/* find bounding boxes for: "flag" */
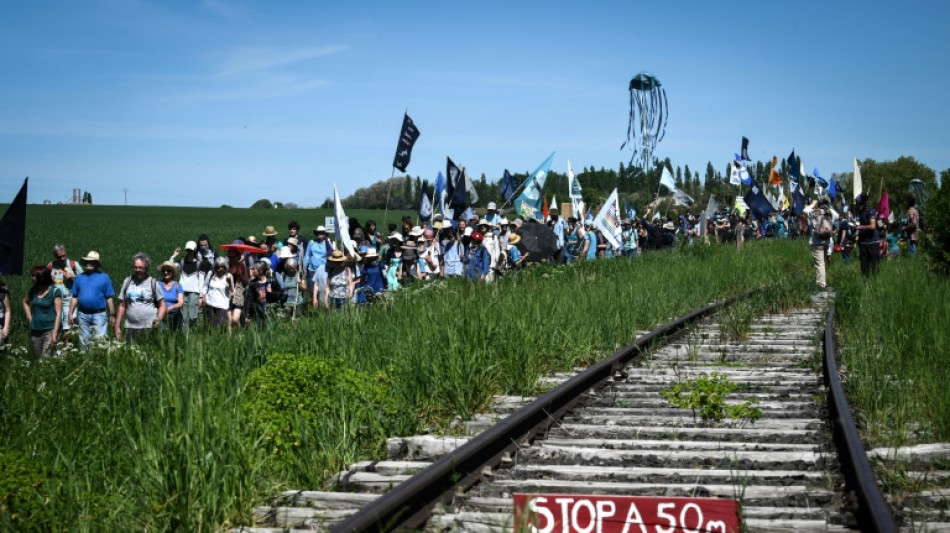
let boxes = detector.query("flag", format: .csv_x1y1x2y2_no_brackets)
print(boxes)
770,156,783,187
853,158,863,202
593,188,622,248
568,159,583,218
828,178,838,200
512,152,555,220
333,184,357,256
705,194,719,219
461,206,474,222
672,188,695,207
418,180,432,222
499,170,519,202
744,185,776,220
793,186,808,215
392,113,420,172
741,137,751,161
463,169,479,205
734,197,748,216
651,210,661,222
550,196,557,211
0,178,28,275
446,157,466,209
625,201,636,221
877,190,890,221
434,172,446,215
788,150,800,179
729,161,747,186
587,207,595,223
789,178,799,194
813,167,827,187
541,195,549,221
659,166,676,192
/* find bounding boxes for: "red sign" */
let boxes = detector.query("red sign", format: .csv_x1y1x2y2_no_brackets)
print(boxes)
513,494,740,533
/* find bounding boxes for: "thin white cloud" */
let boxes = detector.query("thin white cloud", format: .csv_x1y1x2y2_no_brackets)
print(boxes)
217,45,348,77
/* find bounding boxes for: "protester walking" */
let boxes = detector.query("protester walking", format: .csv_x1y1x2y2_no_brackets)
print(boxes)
23,267,62,357
171,240,207,331
201,256,232,328
68,251,116,346
158,261,184,331
855,194,882,277
805,199,834,288
114,253,166,343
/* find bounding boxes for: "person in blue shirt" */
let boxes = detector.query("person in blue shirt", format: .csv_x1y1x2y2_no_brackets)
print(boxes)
465,232,491,281
68,251,116,346
304,226,334,308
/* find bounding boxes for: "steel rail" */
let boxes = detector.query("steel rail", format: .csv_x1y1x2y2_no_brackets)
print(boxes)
822,305,898,532
332,295,739,532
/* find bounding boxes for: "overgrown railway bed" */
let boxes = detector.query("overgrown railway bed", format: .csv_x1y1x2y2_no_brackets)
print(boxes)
239,292,944,532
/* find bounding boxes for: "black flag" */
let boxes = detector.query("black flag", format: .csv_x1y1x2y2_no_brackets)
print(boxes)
741,137,751,161
0,178,28,275
392,113,420,172
445,157,466,210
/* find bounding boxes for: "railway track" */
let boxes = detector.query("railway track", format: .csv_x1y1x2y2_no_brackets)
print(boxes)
240,291,931,532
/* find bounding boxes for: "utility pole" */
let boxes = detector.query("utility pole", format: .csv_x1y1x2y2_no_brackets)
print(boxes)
123,188,128,205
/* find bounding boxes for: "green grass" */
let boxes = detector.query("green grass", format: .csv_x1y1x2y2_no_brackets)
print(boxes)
830,256,950,448
0,207,820,530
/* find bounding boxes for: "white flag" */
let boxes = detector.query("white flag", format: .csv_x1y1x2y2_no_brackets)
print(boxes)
853,158,862,201
659,166,676,192
593,189,622,249
549,195,557,210
463,169,479,204
333,184,357,256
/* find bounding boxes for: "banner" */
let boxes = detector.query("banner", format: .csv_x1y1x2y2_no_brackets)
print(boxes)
593,189,622,249
392,113,420,172
567,159,583,220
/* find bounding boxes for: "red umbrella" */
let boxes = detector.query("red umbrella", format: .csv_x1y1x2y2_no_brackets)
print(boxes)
217,243,268,255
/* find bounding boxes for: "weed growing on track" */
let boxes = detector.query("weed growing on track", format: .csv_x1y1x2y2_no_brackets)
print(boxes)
0,215,815,530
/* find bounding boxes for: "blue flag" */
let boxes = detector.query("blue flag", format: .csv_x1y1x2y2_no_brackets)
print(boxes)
788,150,800,179
461,206,474,222
743,185,776,220
585,207,593,223
625,201,636,221
512,152,555,220
813,167,827,187
434,172,445,211
499,169,519,202
793,186,808,215
828,178,837,200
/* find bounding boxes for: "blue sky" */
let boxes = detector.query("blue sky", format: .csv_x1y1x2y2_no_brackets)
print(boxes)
1,0,947,207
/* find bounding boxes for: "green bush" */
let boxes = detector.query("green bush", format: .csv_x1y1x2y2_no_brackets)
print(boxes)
243,354,399,466
923,170,950,274
0,448,54,529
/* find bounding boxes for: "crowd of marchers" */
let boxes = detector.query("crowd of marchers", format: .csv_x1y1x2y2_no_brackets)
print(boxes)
3,194,922,358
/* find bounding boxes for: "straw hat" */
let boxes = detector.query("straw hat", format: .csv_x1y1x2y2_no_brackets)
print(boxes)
327,250,346,262
662,222,675,230
507,233,522,245
410,225,423,237
81,251,101,263
477,218,490,227
159,260,179,276
313,225,327,235
362,248,379,260
263,225,277,236
388,231,403,242
246,235,259,244
278,246,294,259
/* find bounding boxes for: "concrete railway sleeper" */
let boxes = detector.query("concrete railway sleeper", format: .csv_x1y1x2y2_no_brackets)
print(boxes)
238,291,913,533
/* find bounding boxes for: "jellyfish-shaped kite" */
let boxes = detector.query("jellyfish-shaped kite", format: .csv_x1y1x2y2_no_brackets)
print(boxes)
621,72,668,173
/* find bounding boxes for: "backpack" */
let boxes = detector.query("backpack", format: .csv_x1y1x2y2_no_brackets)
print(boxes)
816,216,833,239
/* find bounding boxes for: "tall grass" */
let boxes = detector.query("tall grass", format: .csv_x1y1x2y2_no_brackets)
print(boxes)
831,257,950,447
1,238,815,529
